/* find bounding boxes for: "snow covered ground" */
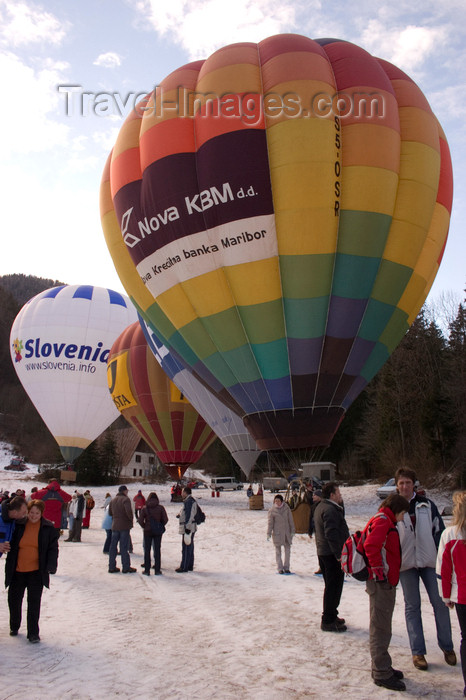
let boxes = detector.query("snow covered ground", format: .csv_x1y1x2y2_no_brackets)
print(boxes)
0,446,463,700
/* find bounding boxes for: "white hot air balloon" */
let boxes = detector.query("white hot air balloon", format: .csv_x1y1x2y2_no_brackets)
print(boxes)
10,284,137,462
139,316,262,478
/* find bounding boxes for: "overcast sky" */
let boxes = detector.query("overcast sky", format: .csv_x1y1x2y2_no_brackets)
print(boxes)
0,0,464,308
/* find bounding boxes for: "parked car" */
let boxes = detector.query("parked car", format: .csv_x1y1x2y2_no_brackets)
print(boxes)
376,478,397,499
4,458,28,471
210,476,244,491
376,477,424,499
187,480,208,489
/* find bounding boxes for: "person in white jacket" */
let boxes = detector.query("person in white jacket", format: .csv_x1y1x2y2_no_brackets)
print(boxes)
436,491,466,698
267,494,295,574
395,467,455,671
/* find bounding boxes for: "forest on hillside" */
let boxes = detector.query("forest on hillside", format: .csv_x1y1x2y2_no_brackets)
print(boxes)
0,274,465,486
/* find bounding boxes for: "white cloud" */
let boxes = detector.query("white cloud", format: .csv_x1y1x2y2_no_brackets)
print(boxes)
360,19,446,72
130,0,301,59
93,52,122,69
0,0,68,47
0,50,70,156
92,126,124,154
0,157,121,291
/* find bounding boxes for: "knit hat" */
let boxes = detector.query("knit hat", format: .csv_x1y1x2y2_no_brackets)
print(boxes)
118,485,128,493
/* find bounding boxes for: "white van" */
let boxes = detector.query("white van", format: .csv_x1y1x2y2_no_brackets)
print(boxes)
210,476,244,491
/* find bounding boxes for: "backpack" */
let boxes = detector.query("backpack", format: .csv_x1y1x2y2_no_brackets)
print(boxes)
86,496,95,510
193,505,206,525
341,512,388,581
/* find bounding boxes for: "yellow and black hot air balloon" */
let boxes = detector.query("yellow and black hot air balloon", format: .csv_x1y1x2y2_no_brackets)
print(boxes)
107,322,216,480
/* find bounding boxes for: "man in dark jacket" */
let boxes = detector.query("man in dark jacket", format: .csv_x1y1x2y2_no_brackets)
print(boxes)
108,486,135,574
314,481,349,632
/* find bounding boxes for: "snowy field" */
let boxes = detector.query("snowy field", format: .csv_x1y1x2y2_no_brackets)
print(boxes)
0,448,463,700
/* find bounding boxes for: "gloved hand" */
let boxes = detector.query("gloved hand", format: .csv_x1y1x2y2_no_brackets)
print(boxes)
185,528,191,534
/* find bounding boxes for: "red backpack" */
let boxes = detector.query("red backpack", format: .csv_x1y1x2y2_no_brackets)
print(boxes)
341,512,389,581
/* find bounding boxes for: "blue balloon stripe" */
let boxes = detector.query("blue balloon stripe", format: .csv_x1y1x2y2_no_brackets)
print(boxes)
107,289,128,307
42,286,65,298
72,285,94,300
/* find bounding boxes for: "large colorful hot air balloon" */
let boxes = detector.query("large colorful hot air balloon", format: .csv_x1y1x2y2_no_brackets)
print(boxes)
139,316,261,478
100,34,453,452
10,285,138,462
107,322,217,479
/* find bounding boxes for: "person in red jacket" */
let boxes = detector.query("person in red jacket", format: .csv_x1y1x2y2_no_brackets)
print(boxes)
436,491,466,698
34,480,72,535
363,492,410,692
133,490,146,519
82,490,95,528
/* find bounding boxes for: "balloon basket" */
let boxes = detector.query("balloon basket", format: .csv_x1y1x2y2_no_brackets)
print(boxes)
248,494,264,510
290,502,311,534
60,470,77,483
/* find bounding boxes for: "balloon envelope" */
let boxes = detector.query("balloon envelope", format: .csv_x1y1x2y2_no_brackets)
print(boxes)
139,315,261,478
10,285,138,462
107,322,217,479
101,33,453,451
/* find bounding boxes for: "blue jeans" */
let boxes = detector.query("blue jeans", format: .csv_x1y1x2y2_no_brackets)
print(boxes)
399,567,453,655
109,530,131,571
103,529,112,553
180,533,195,571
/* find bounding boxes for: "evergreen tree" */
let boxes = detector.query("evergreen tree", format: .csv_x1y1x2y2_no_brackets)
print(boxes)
75,442,102,485
99,428,121,482
446,297,466,484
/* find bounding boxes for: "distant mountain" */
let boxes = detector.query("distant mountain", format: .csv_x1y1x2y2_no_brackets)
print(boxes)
0,273,64,307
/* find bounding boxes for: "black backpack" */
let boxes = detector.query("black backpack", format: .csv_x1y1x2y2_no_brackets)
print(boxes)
193,505,206,525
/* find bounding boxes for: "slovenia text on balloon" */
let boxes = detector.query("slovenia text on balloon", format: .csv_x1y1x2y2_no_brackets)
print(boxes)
10,285,138,462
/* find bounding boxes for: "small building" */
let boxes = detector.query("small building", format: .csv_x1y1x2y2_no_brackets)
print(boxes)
301,462,336,482
119,438,158,480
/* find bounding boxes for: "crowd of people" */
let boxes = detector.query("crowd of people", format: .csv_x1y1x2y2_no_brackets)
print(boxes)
294,468,465,694
0,471,464,697
104,484,199,575
263,468,465,694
